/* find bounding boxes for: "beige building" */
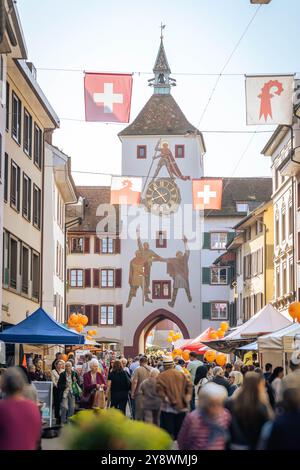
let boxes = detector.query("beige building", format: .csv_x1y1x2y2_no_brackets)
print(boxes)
2,52,59,336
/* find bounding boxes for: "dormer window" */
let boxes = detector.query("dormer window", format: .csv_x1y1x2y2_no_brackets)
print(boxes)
236,202,249,213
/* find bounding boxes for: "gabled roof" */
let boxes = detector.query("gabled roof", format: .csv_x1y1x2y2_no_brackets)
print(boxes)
118,93,201,137
204,177,272,217
153,39,171,73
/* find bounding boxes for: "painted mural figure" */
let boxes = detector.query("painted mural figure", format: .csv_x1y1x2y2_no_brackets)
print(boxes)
166,236,192,308
126,251,148,308
137,227,163,296
152,140,190,181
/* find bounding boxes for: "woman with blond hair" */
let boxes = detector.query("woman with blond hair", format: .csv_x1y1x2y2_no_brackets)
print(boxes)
228,371,243,397
228,372,273,450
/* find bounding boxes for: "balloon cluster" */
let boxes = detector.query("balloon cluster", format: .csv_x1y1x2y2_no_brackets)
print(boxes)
204,349,227,366
67,313,89,333
288,302,300,322
209,322,229,340
167,330,182,343
172,348,190,361
86,330,97,341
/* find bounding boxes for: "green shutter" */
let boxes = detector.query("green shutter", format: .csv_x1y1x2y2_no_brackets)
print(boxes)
202,302,211,319
227,232,235,245
202,267,211,284
203,232,211,249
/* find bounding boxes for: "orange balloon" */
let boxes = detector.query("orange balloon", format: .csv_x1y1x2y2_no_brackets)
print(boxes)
182,350,190,361
86,335,93,341
217,329,225,338
204,349,216,362
92,330,97,336
62,354,68,362
288,302,300,321
210,332,219,340
75,324,83,333
216,353,227,367
81,315,89,326
220,322,229,332
69,313,79,325
87,330,94,336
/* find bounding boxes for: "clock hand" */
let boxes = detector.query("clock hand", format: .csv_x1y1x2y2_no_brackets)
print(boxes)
152,193,167,203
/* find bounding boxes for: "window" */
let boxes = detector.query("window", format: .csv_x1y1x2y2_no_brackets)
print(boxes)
175,145,185,158
4,153,8,202
289,204,293,236
5,81,9,131
70,269,83,287
9,237,18,289
23,109,32,157
244,254,252,279
211,302,228,320
211,267,227,285
34,124,42,168
101,269,114,287
156,231,167,248
69,305,84,316
246,227,251,241
32,252,40,300
276,267,280,298
283,264,287,295
282,211,286,242
33,185,41,228
71,237,83,253
210,232,227,250
21,245,29,295
236,202,249,213
10,160,20,211
289,260,293,293
275,217,279,247
12,92,21,144
22,173,31,220
137,145,147,159
100,305,114,325
256,220,263,235
101,238,114,254
152,281,171,299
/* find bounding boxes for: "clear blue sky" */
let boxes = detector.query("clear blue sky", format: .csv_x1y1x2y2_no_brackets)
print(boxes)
17,0,300,185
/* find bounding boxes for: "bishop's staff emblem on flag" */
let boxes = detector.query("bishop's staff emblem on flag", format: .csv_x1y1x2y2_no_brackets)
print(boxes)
192,179,223,210
84,73,133,123
110,177,142,205
245,75,294,125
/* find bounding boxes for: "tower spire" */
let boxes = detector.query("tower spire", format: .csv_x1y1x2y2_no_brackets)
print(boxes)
148,24,176,94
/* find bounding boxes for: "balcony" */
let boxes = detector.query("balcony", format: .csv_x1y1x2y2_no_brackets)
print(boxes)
278,147,300,177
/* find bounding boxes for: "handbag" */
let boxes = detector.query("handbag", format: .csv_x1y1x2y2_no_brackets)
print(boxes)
72,381,82,398
92,388,106,409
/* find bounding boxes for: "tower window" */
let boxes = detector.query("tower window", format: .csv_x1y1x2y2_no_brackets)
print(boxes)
175,145,185,158
137,145,147,159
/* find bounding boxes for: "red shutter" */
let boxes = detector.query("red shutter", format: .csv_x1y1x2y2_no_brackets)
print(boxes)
115,237,121,254
85,305,92,324
115,268,122,288
93,269,99,287
115,305,123,326
84,269,91,287
84,237,90,253
94,236,101,254
93,305,99,325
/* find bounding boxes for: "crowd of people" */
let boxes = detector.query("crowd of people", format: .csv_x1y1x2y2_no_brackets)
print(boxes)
0,348,300,450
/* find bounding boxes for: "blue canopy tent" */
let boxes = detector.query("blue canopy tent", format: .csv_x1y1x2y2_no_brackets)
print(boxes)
0,307,85,345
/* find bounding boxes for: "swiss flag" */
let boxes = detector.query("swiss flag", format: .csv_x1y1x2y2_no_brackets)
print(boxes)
111,177,142,205
84,73,133,123
192,179,223,210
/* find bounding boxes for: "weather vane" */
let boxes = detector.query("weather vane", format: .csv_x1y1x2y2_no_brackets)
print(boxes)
160,22,166,40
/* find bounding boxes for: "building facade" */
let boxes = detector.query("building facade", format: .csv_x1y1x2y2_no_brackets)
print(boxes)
1,53,59,335
42,144,77,322
201,178,272,329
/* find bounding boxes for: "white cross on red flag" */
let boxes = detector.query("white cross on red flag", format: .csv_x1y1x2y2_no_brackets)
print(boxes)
192,179,223,210
84,73,133,122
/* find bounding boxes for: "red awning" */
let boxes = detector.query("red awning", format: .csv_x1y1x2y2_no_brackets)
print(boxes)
183,328,215,353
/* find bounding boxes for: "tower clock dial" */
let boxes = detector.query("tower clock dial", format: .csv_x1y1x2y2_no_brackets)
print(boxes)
144,178,181,215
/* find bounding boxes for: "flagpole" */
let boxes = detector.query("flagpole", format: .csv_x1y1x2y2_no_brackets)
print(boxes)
141,138,161,196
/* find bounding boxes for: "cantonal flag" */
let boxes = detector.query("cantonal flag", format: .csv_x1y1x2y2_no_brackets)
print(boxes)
84,73,133,123
192,179,223,210
110,177,142,205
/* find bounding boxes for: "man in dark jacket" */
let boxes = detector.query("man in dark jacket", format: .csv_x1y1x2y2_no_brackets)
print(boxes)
212,366,230,392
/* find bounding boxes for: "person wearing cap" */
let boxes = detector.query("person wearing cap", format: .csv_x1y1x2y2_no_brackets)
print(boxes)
156,356,193,440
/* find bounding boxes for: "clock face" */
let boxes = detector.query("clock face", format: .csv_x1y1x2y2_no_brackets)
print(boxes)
144,178,181,215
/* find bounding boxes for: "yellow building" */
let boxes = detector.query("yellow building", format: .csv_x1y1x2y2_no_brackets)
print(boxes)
228,201,274,322
2,53,59,330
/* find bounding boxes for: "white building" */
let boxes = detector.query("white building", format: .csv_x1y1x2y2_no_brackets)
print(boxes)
201,177,272,329
42,144,77,321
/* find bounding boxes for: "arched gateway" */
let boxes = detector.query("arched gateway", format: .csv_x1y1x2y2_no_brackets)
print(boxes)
124,309,190,357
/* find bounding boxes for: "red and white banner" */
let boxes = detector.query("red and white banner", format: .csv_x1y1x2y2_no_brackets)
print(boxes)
84,73,133,122
245,75,294,125
110,177,142,205
192,179,223,210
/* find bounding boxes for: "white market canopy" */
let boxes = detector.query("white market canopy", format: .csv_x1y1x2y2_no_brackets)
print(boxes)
225,304,292,340
258,321,300,352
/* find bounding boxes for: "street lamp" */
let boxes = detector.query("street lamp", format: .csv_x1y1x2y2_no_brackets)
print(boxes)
250,1,271,4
